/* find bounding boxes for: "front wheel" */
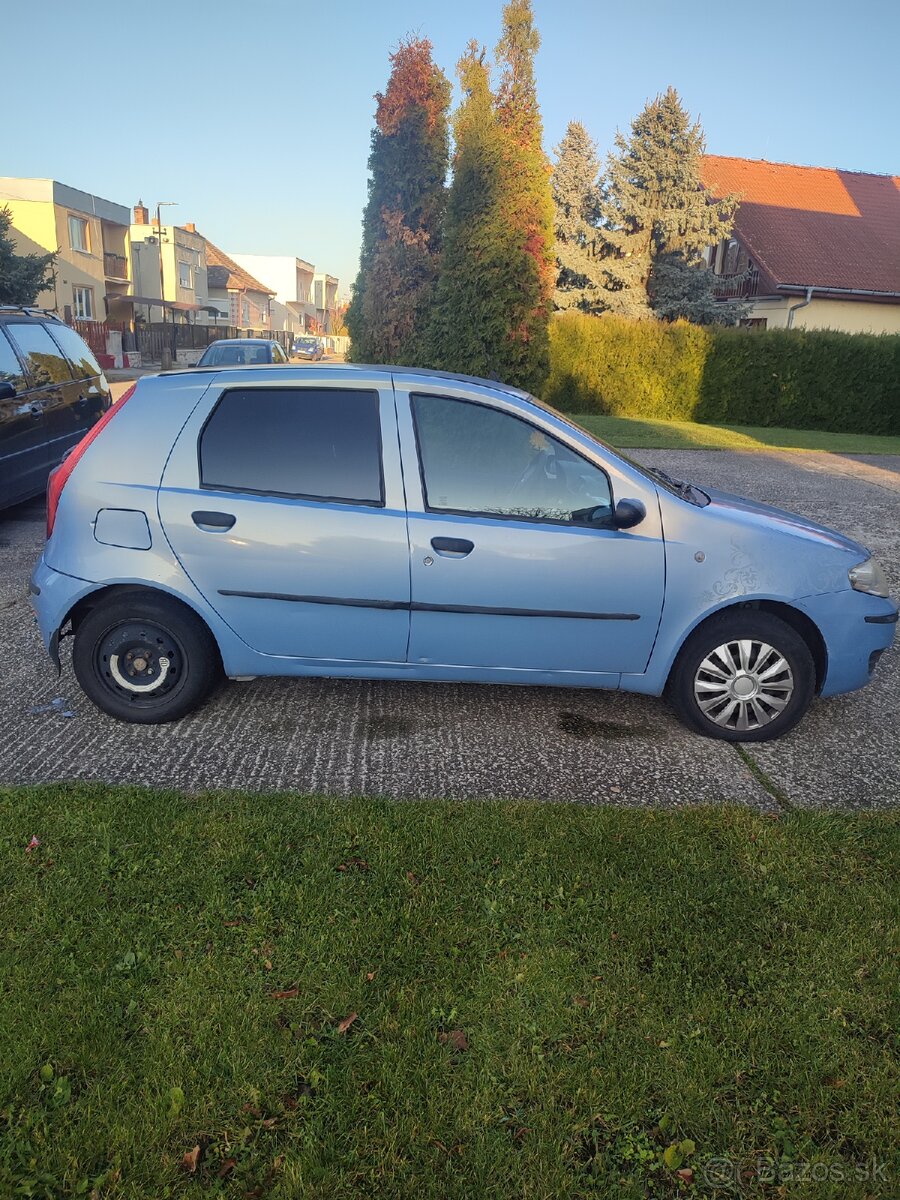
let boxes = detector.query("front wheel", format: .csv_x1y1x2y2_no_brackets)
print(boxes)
72,592,221,724
667,611,816,742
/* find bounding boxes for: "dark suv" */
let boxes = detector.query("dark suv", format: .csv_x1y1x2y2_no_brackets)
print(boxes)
0,307,111,509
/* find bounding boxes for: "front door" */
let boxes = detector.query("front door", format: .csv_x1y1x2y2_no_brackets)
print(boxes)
159,380,411,663
398,389,665,677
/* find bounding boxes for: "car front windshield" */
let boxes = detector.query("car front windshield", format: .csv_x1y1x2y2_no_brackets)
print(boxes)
295,339,318,351
201,343,270,366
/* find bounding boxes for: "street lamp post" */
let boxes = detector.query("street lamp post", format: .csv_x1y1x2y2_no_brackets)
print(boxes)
156,201,177,364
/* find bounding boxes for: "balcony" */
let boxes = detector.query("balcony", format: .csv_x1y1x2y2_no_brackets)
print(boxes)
713,266,759,299
104,251,128,280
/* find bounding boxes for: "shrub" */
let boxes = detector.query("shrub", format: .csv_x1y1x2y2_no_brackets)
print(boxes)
545,312,900,435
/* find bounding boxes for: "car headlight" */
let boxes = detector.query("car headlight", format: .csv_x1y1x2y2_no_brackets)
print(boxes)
849,557,890,598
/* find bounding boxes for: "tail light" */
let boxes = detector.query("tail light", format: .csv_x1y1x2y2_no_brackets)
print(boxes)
46,383,137,538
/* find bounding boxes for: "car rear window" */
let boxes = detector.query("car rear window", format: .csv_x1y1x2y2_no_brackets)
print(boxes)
5,322,74,386
201,343,270,366
46,322,103,380
199,387,383,504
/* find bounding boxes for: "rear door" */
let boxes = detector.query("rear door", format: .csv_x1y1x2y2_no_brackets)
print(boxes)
0,327,44,507
45,321,110,449
158,377,411,662
3,319,82,471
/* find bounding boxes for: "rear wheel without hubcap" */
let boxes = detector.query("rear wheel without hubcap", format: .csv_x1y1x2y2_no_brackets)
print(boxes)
73,593,221,724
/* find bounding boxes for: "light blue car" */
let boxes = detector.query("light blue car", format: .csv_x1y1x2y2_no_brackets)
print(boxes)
29,365,896,741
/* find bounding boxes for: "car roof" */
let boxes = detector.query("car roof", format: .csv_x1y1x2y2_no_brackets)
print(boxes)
203,338,273,347
160,360,532,401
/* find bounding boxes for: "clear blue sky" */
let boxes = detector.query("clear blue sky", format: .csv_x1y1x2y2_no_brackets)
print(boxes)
5,0,898,295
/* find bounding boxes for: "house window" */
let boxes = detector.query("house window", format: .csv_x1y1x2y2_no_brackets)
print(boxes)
723,239,741,275
72,285,94,320
178,261,192,289
740,317,768,330
68,215,90,253
241,300,250,325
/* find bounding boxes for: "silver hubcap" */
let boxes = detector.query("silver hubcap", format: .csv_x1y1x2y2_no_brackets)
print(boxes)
694,639,794,731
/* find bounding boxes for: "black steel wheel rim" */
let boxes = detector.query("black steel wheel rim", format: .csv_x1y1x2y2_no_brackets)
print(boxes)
94,620,186,706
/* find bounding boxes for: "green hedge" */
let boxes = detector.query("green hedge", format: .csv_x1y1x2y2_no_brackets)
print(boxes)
545,312,900,435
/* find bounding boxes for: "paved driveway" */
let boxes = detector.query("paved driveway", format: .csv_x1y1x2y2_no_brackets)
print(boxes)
1,449,897,810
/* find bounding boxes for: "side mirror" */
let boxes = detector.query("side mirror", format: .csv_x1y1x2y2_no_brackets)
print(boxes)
612,498,646,530
0,380,16,401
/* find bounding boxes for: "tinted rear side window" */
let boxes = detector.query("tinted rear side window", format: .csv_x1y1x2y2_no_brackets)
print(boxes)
200,387,383,504
5,322,74,386
46,323,103,380
0,330,26,390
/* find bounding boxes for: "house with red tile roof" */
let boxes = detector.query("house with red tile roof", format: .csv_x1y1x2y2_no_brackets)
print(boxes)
700,156,900,334
204,238,275,331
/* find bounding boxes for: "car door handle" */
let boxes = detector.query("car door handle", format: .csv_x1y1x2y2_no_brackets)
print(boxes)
431,536,474,557
192,510,236,531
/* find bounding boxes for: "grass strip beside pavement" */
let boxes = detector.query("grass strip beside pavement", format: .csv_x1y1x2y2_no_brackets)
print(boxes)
1,786,897,1198
571,413,900,454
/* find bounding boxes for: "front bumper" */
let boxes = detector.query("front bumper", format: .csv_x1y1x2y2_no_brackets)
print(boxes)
798,589,898,697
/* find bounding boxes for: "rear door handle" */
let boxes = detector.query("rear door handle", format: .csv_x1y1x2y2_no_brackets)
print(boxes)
431,536,474,557
192,510,236,531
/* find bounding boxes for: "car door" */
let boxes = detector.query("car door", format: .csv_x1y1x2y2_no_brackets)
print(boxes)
158,377,411,662
397,384,665,678
0,327,45,508
44,321,110,447
3,319,83,471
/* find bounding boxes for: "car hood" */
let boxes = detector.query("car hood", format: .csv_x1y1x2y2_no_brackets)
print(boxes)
701,485,868,559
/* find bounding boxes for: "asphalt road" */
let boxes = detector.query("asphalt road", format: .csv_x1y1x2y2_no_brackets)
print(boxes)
1,448,897,810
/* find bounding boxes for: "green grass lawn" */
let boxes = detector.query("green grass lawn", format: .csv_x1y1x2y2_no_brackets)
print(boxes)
1,786,897,1198
570,413,900,454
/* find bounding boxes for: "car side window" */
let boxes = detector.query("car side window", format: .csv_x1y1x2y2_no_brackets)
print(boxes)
45,323,103,381
200,387,384,505
412,393,612,524
0,330,26,390
5,322,75,387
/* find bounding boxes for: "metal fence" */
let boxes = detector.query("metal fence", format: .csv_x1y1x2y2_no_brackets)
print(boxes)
69,317,293,364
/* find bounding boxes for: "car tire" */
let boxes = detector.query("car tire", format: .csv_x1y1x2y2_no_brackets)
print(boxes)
666,610,816,742
72,591,222,724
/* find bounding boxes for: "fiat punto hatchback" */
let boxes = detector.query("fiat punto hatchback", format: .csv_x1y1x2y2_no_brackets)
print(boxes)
29,365,896,741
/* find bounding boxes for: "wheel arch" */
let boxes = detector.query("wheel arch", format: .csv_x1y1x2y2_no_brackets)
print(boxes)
666,598,828,694
64,583,224,671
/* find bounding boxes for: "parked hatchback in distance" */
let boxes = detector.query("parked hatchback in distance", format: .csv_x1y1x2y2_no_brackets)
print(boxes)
30,365,896,740
292,336,324,361
194,339,289,367
0,307,110,509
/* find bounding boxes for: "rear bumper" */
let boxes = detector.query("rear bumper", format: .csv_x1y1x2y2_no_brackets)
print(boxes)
798,590,898,697
29,555,95,659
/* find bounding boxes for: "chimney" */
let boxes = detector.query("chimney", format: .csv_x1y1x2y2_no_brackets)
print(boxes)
184,222,196,233
134,200,149,225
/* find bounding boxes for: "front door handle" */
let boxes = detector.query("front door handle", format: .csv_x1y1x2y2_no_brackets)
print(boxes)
431,536,474,557
192,510,236,531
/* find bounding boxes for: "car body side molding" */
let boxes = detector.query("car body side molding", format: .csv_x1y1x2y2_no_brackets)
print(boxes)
217,589,640,621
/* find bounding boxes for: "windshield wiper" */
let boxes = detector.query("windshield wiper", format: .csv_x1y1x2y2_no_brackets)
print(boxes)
647,467,708,506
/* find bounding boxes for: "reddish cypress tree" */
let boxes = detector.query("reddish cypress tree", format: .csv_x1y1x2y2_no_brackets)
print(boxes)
347,38,450,364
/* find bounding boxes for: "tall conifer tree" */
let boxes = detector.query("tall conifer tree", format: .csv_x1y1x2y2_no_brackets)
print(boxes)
551,121,604,311
596,87,743,322
346,38,450,363
428,1,554,392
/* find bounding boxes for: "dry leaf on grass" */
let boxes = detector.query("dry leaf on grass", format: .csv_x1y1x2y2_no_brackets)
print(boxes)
269,987,299,1000
337,1012,358,1034
181,1145,201,1173
438,1029,469,1051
